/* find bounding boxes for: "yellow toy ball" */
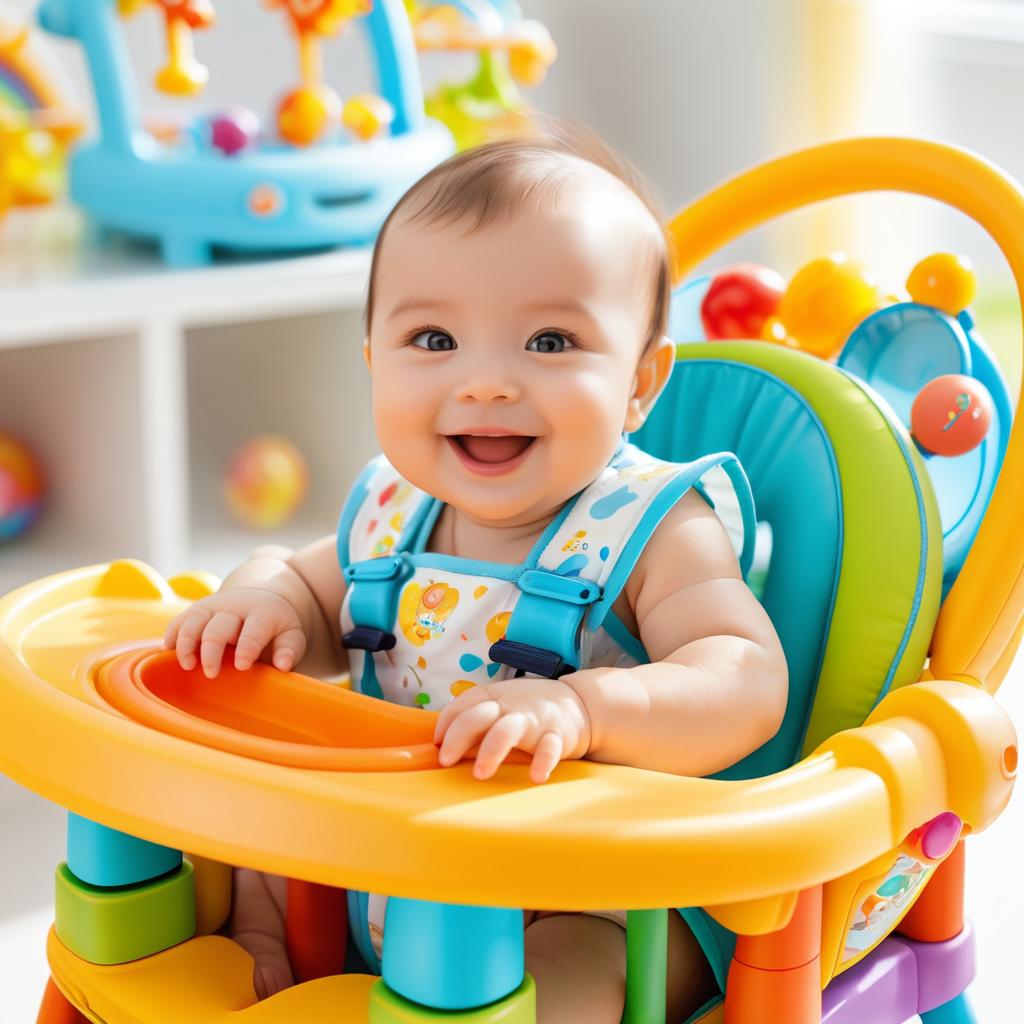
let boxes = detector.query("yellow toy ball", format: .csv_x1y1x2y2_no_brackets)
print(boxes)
776,253,879,359
906,253,977,315
341,93,395,142
224,436,309,530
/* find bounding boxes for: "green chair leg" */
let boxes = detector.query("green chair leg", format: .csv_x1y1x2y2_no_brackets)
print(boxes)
623,909,668,1024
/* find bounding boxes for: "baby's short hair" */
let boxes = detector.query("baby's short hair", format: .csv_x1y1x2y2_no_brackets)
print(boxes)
365,118,673,357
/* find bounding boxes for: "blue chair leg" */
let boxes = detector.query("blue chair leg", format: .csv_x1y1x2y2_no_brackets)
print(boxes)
920,990,978,1024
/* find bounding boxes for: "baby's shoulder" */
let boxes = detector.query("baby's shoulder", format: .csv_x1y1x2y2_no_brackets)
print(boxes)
623,485,743,610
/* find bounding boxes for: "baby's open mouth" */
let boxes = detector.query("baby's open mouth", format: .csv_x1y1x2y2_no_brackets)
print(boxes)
444,432,536,464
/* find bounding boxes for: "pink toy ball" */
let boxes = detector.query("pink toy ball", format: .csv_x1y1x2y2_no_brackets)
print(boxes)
700,263,785,340
224,435,309,530
207,107,261,157
0,433,45,543
911,374,994,457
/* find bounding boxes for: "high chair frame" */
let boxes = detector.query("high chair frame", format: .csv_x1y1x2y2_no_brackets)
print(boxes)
0,137,1020,1024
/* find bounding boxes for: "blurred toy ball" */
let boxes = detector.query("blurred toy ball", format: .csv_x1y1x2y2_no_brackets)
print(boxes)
0,433,44,542
208,107,261,156
911,375,993,457
700,263,785,340
777,253,879,359
277,86,341,146
906,253,977,316
224,436,309,530
341,93,395,141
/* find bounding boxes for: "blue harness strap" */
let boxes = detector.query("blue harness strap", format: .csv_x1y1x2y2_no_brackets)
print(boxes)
489,569,602,678
342,554,414,699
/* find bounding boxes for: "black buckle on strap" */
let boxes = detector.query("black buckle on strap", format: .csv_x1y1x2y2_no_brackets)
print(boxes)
343,627,397,653
488,639,570,679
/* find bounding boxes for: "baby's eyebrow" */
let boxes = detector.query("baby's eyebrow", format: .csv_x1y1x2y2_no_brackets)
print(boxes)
520,298,594,317
387,298,457,320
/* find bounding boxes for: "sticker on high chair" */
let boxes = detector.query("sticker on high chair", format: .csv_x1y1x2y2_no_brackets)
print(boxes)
842,854,933,962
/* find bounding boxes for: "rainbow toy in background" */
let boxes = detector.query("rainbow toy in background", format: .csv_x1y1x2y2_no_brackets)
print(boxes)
406,0,555,150
0,4,82,218
672,250,1011,596
35,0,453,265
224,436,309,531
0,432,45,542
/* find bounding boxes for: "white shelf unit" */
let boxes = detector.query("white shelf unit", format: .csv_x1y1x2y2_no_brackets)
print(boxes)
0,207,380,593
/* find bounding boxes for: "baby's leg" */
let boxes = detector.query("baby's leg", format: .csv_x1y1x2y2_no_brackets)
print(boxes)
229,869,294,1000
524,909,717,1024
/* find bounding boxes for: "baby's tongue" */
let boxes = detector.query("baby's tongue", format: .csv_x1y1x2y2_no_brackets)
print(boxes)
459,435,532,464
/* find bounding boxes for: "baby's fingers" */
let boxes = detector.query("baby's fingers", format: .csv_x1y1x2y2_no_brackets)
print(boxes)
473,712,529,781
233,614,277,671
529,732,564,785
433,685,488,744
200,612,243,678
437,700,501,768
268,627,306,673
172,607,216,671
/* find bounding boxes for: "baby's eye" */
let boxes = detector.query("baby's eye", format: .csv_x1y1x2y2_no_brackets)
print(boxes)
410,329,456,351
527,331,575,354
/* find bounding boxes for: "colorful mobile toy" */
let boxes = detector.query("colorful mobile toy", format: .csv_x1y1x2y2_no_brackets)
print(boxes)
35,0,452,265
1,139,1022,1024
406,0,556,150
0,4,82,217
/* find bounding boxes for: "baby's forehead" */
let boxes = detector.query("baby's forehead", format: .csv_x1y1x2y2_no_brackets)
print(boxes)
382,175,657,283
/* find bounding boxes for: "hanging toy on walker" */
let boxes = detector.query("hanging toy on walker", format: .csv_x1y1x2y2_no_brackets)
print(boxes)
406,0,556,150
36,0,453,265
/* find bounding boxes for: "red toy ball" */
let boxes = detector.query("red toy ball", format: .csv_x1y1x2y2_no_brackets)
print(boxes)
911,375,993,457
700,263,785,340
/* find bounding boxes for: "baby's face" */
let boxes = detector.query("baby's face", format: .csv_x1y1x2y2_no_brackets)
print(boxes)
367,185,658,526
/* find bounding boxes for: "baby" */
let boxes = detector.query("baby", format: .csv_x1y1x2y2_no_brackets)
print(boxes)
164,122,788,1022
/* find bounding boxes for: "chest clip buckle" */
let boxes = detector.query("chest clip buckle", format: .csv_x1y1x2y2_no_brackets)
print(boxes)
343,627,397,653
488,639,570,679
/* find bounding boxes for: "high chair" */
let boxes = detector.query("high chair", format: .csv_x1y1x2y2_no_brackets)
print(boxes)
0,137,1019,1024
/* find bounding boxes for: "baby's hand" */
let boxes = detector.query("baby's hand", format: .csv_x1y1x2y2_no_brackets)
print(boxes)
433,678,591,784
163,588,307,679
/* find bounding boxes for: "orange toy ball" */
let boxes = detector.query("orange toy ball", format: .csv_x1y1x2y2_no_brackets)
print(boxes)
277,87,341,147
906,253,977,315
224,436,309,530
777,253,879,359
700,263,785,340
911,375,993,457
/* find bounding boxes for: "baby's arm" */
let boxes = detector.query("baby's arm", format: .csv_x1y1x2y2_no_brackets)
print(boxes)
567,489,788,776
164,534,347,679
435,490,786,782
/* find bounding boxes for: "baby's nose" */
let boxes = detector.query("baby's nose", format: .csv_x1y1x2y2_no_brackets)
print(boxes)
455,370,521,403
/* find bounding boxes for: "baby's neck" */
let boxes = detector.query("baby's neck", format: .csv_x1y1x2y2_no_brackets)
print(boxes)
427,503,561,565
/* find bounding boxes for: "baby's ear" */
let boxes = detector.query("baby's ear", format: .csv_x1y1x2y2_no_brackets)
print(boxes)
362,338,372,372
625,335,675,432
